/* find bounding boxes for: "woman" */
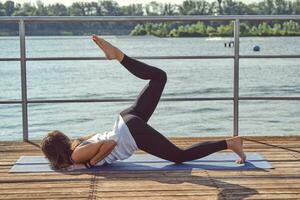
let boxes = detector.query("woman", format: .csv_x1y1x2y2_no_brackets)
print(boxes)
41,35,246,170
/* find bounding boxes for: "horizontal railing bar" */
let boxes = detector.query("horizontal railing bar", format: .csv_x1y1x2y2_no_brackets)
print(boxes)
0,100,22,104
240,97,300,100
240,55,300,59
2,55,300,62
0,98,232,104
26,56,234,61
27,97,233,103
1,96,299,104
0,58,20,61
0,15,300,23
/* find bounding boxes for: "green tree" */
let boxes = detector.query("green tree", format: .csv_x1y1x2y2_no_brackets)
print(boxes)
257,0,275,14
240,23,250,36
68,2,86,16
292,0,300,14
222,0,251,15
161,3,177,15
13,2,36,16
282,20,300,35
206,26,216,36
217,24,233,36
33,1,48,15
47,3,68,16
179,0,211,15
4,0,15,16
0,3,6,16
145,1,162,15
274,0,293,14
130,24,147,35
272,23,282,35
98,0,121,16
209,2,219,15
194,21,206,35
249,26,258,36
258,22,271,36
217,0,222,14
121,4,144,16
169,28,178,37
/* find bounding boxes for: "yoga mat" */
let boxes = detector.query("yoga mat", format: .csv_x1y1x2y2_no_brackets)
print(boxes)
9,152,273,173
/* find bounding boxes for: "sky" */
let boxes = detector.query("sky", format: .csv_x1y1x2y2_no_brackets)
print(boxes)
6,0,261,6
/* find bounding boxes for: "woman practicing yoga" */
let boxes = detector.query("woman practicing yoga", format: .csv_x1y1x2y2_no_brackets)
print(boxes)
41,35,246,170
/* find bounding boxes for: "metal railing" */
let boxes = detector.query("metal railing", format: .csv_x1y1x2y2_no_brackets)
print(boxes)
0,15,300,141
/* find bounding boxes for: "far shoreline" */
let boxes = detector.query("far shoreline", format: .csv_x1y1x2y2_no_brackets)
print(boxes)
1,34,300,37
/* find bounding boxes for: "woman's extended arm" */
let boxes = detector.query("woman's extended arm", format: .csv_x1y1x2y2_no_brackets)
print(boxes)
71,140,117,166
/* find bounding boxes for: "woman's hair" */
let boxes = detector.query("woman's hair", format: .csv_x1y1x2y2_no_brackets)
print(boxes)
40,130,96,169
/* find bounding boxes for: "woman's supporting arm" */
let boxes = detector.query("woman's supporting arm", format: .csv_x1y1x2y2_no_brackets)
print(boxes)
89,140,117,165
71,140,117,165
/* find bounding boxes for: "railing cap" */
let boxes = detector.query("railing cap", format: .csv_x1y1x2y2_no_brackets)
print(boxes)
0,15,300,22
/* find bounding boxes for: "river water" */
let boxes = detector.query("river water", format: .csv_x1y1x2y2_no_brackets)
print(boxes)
0,36,299,140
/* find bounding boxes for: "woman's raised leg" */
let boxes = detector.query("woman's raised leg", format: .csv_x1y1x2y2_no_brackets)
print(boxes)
92,34,167,122
119,54,167,122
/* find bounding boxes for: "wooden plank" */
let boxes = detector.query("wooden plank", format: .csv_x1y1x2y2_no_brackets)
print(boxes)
0,136,299,200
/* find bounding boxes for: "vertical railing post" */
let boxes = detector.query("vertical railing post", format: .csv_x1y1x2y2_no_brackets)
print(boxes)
233,19,240,136
19,20,28,141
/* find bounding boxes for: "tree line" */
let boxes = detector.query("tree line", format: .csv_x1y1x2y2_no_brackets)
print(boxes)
131,21,300,37
0,0,299,36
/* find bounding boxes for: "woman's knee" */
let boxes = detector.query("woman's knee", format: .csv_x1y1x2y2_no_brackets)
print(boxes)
159,70,167,84
122,114,144,131
120,106,135,117
123,114,140,124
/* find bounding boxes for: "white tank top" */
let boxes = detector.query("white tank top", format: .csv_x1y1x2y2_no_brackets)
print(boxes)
79,114,138,166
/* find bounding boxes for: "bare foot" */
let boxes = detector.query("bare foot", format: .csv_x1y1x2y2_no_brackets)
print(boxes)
92,34,124,62
226,136,246,164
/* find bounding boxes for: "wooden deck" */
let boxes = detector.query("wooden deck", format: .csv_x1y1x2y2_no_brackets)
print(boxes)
0,136,299,200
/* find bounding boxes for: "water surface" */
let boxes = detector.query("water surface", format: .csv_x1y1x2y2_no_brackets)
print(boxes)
0,36,299,140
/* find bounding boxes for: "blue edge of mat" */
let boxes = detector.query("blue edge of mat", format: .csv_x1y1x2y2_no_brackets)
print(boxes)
9,152,273,173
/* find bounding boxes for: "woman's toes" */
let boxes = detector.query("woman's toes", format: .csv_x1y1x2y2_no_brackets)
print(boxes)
236,159,244,164
92,35,104,47
92,34,97,41
235,154,246,164
91,35,122,61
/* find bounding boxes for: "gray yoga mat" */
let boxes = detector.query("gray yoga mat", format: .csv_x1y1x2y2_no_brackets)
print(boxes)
9,152,273,173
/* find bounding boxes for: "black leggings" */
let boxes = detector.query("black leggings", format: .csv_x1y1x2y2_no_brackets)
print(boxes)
119,54,227,164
